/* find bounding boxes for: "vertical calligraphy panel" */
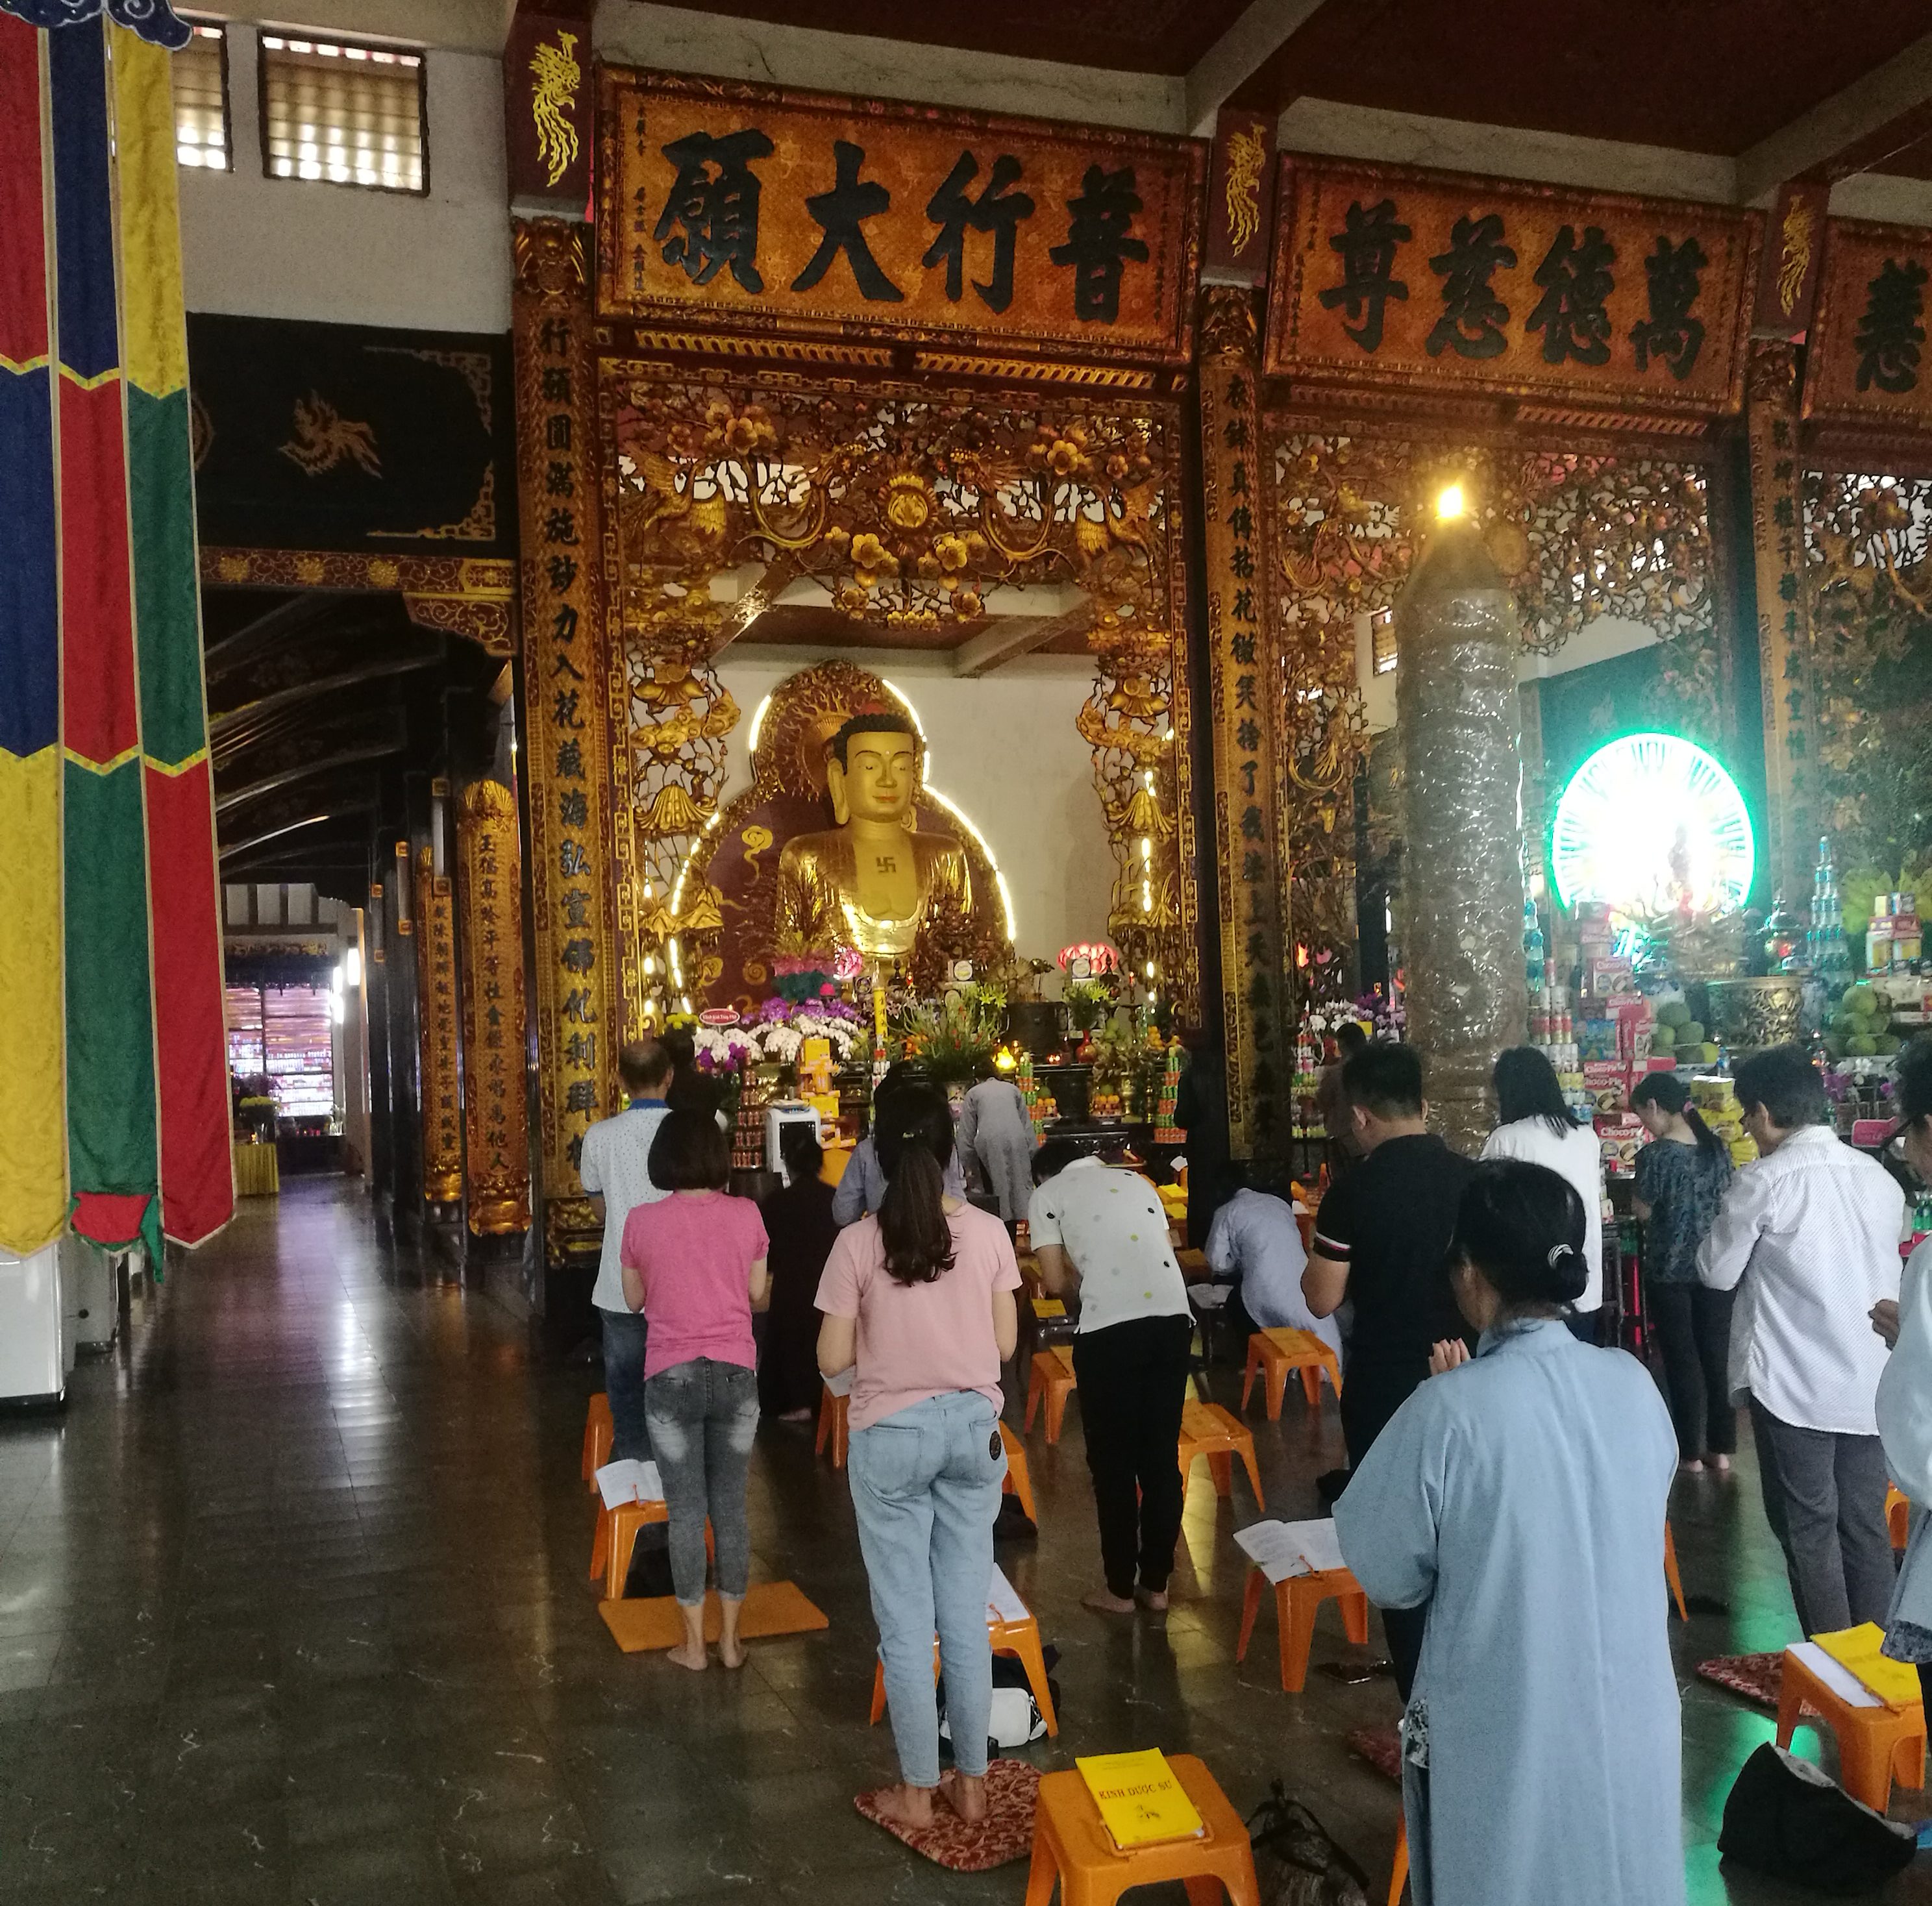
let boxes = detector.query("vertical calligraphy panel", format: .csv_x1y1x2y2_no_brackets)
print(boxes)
1744,340,1817,906
1198,287,1285,1158
414,844,463,1202
512,218,618,1261
458,778,531,1235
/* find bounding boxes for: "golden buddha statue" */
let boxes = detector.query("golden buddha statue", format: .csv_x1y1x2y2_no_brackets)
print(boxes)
771,710,973,963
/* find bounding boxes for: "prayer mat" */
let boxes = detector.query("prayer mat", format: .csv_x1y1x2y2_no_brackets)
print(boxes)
854,1759,1039,1870
1346,1725,1402,1785
1696,1653,1784,1711
598,1581,828,1653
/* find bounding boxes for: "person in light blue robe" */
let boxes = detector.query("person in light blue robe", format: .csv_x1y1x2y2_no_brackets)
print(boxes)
1335,1159,1681,1906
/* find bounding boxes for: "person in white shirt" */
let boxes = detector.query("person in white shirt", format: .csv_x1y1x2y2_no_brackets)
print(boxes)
1699,1044,1905,1635
1204,1180,1342,1369
1480,1047,1605,1339
1030,1140,1196,1616
578,1040,675,1463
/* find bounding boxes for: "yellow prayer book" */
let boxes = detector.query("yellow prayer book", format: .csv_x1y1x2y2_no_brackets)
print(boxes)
1032,1297,1067,1318
1813,1622,1924,1711
1076,1749,1205,1851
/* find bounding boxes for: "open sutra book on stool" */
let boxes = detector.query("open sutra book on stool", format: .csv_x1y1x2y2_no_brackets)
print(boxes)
1233,1518,1346,1583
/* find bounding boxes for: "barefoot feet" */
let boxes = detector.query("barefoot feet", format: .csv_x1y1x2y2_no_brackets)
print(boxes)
1135,1586,1170,1613
1082,1589,1137,1615
666,1638,709,1672
869,1783,938,1830
939,1770,989,1825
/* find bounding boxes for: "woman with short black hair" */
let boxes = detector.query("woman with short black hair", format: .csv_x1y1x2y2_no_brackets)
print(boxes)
620,1109,769,1673
1335,1160,1681,1906
1480,1046,1605,1341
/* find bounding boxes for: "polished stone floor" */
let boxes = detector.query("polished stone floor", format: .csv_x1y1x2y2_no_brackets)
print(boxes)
0,1176,1928,1903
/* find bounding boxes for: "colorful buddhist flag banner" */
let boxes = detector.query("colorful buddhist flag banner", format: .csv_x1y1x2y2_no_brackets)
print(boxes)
0,13,231,1259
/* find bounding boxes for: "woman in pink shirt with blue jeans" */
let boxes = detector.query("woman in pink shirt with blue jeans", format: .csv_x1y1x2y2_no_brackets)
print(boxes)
621,1109,769,1672
817,1087,1021,1831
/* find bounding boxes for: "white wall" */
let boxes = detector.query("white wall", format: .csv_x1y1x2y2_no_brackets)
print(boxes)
592,1,1185,135
713,647,1116,969
179,28,511,332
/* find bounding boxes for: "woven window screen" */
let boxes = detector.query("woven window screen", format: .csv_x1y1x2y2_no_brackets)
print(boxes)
260,33,425,194
172,22,229,171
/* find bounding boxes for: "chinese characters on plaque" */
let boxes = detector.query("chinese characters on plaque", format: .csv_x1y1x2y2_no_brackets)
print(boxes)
1268,161,1757,414
414,845,464,1204
458,780,532,1236
597,69,1204,362
512,220,615,1231
1804,220,1932,425
1199,294,1282,1154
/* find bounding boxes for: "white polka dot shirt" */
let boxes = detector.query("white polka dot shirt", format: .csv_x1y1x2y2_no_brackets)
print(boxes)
1027,1156,1191,1335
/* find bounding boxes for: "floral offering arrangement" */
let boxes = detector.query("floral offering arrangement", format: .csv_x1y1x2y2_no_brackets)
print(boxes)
688,995,865,1071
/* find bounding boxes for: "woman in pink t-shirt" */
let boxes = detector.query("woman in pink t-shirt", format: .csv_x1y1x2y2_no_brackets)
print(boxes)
816,1086,1021,1831
621,1109,769,1672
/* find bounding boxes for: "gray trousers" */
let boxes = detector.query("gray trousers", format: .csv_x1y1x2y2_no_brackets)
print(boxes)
643,1358,759,1607
1748,1396,1896,1636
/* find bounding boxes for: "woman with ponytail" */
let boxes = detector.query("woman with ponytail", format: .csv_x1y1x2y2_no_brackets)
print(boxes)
1631,1071,1737,1472
815,1085,1021,1831
1335,1161,1681,1906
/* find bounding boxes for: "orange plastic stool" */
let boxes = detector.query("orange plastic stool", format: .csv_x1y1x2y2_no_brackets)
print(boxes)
815,1383,849,1468
867,1609,1060,1738
1389,1815,1407,1905
1002,1421,1039,1524
1239,1329,1342,1420
1235,1564,1368,1693
1776,1646,1926,1813
582,1392,613,1491
1025,1346,1078,1443
1890,1484,1912,1550
1663,1521,1688,1621
1023,1753,1260,1906
595,1496,712,1600
1176,1400,1265,1508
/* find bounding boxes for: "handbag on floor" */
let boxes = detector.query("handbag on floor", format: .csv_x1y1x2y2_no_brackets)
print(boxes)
1718,1744,1915,1895
1246,1781,1370,1906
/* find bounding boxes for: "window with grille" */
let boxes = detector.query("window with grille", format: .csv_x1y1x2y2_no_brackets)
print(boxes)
1370,611,1398,675
262,985,336,1117
225,984,266,1080
172,20,230,171
260,32,427,194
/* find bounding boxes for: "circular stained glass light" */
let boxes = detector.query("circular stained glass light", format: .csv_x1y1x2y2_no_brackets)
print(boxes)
1551,733,1755,917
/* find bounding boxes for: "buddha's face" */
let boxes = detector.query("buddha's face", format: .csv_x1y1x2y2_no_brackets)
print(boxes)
828,728,919,826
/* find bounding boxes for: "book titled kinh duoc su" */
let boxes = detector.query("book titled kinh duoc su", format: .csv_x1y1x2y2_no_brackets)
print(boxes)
1076,1750,1206,1851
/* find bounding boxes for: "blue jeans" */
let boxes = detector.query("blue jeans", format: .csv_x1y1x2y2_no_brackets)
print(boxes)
848,1391,1007,1788
600,1307,651,1463
643,1358,759,1606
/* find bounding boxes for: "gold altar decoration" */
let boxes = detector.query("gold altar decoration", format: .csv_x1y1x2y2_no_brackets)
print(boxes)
1744,341,1818,904
1802,462,1932,880
456,780,531,1236
603,358,1197,1022
1198,286,1287,1154
512,219,619,1259
1259,421,1713,991
597,68,1205,367
674,660,1008,1003
1705,976,1805,1054
1268,158,1757,419
413,845,464,1204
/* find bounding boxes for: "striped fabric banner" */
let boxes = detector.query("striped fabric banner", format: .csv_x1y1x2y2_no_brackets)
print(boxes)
113,25,231,1247
51,17,159,1250
0,16,65,1256
0,17,230,1257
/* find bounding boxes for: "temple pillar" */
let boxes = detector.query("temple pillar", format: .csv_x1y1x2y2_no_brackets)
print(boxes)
1743,339,1820,907
457,777,532,1237
414,830,464,1209
1394,520,1528,1156
510,218,619,1269
1196,285,1288,1159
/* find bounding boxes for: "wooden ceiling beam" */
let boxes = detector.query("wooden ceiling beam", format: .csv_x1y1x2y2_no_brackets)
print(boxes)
1738,28,1932,201
1183,0,1330,132
951,602,1094,679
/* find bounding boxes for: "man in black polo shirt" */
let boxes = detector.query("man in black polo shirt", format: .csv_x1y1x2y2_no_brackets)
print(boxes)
1302,1041,1475,1696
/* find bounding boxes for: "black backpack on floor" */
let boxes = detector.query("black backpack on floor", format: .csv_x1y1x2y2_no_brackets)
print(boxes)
1247,1781,1371,1906
1718,1744,1915,1896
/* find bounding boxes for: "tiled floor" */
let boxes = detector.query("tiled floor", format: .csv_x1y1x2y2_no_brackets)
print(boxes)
0,1176,1928,1903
